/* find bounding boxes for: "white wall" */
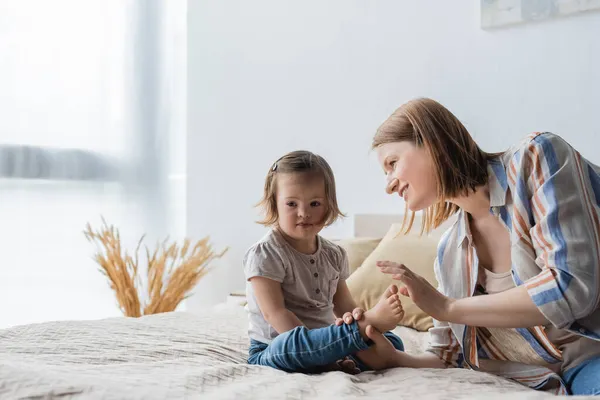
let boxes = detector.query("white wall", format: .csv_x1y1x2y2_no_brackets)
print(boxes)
186,0,600,309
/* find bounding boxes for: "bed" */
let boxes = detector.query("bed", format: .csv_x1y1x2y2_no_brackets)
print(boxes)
1,306,565,400
0,215,591,399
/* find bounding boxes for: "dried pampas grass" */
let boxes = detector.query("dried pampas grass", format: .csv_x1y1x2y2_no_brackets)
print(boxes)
84,218,227,317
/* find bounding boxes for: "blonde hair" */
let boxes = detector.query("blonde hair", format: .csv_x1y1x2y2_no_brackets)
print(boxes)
256,150,345,227
372,97,500,235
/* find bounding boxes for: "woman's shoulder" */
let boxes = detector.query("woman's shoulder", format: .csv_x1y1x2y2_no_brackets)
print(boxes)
499,132,583,183
503,132,572,162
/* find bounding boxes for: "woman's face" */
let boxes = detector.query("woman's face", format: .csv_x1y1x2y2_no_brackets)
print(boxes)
376,141,438,211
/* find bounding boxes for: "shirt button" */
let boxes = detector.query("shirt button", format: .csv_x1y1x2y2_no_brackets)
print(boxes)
314,272,318,278
315,288,320,294
310,259,315,264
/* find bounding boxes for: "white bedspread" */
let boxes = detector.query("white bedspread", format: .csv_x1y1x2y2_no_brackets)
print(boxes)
0,306,585,399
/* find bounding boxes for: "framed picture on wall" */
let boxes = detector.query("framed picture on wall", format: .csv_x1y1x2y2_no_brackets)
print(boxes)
481,0,600,28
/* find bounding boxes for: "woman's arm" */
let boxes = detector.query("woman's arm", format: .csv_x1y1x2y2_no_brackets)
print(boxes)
518,133,600,329
446,285,548,328
395,352,447,368
249,277,304,333
378,135,600,330
363,323,448,368
377,261,549,328
342,259,462,369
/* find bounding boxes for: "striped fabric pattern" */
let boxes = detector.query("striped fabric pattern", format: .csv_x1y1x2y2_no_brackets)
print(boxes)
426,133,600,394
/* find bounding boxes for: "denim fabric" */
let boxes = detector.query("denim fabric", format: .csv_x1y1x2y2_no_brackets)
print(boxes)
563,355,600,395
247,321,404,373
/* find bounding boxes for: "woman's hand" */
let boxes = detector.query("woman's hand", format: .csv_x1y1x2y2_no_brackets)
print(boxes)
377,261,454,322
334,308,365,326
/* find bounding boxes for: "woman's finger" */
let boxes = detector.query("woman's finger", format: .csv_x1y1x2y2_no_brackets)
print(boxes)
378,266,404,275
378,261,411,271
377,261,410,274
392,273,411,282
352,308,364,320
334,317,344,326
343,312,354,324
383,266,417,280
398,286,410,297
376,260,403,268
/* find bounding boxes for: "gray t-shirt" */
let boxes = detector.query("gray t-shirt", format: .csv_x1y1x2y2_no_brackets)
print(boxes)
244,229,350,344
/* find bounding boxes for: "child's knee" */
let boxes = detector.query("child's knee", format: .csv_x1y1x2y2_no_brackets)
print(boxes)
287,325,312,341
269,326,309,351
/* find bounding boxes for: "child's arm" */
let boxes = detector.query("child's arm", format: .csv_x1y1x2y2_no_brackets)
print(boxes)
250,276,304,333
332,249,365,322
332,280,363,318
252,276,360,374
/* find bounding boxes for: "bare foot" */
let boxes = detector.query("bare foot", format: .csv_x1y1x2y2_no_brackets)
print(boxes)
355,325,403,370
358,284,404,336
380,283,399,300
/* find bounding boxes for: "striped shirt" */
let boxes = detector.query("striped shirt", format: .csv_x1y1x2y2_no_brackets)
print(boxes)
426,132,600,394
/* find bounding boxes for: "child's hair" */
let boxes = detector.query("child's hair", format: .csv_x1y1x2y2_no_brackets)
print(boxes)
256,150,345,227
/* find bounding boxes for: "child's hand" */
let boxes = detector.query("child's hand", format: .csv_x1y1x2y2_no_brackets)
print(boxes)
337,357,361,374
334,308,365,326
317,357,360,374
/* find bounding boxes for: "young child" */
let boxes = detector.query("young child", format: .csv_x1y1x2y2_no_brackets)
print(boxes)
244,150,406,373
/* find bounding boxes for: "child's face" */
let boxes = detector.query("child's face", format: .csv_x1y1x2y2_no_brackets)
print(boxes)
376,140,437,212
275,172,328,242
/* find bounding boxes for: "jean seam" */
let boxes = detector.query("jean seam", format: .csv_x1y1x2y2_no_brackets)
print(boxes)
262,325,368,364
348,323,369,351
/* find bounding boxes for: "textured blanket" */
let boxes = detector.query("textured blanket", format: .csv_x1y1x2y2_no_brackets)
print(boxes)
0,306,584,399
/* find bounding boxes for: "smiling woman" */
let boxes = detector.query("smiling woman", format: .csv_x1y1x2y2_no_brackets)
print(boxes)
372,98,502,235
377,140,437,211
350,97,600,395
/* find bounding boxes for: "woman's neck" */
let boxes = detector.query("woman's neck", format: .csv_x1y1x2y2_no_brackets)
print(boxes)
450,184,491,221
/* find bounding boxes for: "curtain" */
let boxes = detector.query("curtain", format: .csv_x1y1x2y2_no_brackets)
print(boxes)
0,0,186,328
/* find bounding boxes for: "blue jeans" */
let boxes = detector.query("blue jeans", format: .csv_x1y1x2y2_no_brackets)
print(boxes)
563,355,600,395
247,321,404,373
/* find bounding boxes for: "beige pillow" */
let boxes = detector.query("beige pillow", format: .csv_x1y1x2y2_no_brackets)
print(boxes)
346,224,439,332
333,237,382,275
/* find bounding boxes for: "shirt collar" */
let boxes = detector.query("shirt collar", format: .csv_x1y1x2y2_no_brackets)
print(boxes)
456,158,508,248
488,157,509,207
456,210,471,248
